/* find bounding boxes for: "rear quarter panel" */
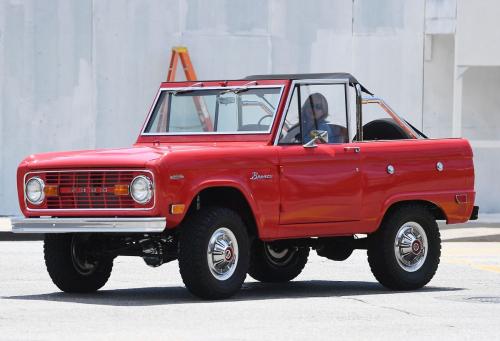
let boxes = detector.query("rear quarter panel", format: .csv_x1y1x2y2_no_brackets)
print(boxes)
359,138,475,233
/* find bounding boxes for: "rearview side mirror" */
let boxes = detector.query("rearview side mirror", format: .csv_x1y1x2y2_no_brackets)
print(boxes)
303,130,328,148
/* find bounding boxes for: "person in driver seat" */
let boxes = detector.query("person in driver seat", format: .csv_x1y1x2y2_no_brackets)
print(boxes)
301,93,334,143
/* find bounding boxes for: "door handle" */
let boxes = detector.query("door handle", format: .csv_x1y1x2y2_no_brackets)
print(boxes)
344,147,360,153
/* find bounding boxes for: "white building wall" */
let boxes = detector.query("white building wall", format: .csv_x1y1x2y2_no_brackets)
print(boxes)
456,0,500,66
423,34,454,138
425,0,456,34
462,67,500,213
0,0,445,216
423,0,500,213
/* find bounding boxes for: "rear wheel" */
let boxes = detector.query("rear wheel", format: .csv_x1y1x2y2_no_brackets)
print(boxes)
367,204,441,290
178,207,250,300
44,233,113,293
248,240,309,283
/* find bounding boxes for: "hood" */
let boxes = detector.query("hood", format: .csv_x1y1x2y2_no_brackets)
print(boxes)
24,146,167,170
23,142,268,170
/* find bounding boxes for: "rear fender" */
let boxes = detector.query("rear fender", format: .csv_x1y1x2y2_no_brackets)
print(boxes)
374,192,468,232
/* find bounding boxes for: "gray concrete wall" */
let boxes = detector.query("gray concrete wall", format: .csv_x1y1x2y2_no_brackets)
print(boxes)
2,0,425,215
423,34,454,138
423,34,500,213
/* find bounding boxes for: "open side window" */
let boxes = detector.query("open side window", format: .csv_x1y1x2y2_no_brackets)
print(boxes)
278,83,349,145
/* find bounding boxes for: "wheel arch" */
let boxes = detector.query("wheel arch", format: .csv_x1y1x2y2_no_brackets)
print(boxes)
185,185,260,241
377,200,446,231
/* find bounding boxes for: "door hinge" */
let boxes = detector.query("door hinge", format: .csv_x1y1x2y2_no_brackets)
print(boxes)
280,204,284,212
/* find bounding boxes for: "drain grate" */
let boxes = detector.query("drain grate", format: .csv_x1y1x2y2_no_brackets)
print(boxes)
466,297,500,304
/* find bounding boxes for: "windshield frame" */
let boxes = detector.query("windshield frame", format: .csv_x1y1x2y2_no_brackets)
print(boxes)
141,85,285,136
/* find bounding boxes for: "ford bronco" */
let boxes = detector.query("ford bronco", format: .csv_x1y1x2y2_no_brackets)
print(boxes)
13,73,478,299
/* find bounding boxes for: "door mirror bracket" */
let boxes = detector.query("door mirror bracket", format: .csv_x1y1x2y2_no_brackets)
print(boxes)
303,130,328,148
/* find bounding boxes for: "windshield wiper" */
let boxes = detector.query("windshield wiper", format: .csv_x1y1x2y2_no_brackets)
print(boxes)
219,81,258,95
169,82,204,95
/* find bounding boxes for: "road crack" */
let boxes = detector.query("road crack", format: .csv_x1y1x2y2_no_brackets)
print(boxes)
341,297,420,317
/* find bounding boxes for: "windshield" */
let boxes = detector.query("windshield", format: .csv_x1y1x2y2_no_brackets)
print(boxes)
143,87,283,134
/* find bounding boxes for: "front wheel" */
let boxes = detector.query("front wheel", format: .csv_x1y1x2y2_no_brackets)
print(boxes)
367,204,441,290
44,233,113,293
178,208,250,300
248,240,309,283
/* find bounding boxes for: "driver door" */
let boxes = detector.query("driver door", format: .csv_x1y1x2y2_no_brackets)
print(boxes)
277,82,362,225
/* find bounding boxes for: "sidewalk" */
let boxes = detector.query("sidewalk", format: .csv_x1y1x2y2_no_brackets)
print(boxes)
0,216,43,241
2,215,500,242
0,217,12,232
438,214,500,242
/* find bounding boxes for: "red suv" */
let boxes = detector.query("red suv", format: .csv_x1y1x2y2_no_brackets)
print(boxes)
13,73,478,299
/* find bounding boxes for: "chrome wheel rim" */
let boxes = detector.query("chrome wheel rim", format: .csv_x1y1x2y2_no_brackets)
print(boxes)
394,222,428,272
207,228,238,281
71,234,99,276
265,244,295,266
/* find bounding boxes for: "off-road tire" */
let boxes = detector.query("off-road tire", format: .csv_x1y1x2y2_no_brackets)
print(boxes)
248,240,309,283
44,233,113,293
178,207,250,300
367,204,441,290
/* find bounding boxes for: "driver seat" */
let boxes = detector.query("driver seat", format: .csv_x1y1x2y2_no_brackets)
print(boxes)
238,124,269,132
328,124,348,143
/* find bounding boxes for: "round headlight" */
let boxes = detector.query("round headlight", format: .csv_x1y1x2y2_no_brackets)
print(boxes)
26,177,45,205
130,176,153,204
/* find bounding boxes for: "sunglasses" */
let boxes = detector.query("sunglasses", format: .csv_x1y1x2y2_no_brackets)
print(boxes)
307,103,324,111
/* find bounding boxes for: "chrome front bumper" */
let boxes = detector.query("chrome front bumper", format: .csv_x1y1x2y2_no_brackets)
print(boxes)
11,217,166,233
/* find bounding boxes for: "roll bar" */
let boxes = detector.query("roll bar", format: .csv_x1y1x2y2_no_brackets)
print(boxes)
355,84,421,140
362,98,422,140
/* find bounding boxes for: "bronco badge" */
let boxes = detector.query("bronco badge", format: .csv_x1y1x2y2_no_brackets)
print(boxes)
250,172,273,180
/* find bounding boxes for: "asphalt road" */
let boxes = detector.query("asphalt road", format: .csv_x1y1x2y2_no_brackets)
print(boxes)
1,241,499,341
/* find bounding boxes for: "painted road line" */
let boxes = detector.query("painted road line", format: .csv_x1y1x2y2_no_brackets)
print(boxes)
441,258,473,264
441,259,500,274
475,265,500,273
441,243,500,274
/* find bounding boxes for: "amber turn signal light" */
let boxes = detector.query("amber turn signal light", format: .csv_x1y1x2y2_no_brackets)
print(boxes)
114,185,129,195
43,186,58,196
171,204,185,214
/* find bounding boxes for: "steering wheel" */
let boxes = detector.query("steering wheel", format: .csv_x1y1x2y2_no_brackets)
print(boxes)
257,114,273,131
257,114,291,132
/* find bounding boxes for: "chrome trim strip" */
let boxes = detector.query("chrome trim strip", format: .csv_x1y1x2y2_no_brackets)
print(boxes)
345,83,352,142
362,97,422,140
11,217,166,233
140,85,285,136
355,84,363,141
24,169,156,212
273,79,350,146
